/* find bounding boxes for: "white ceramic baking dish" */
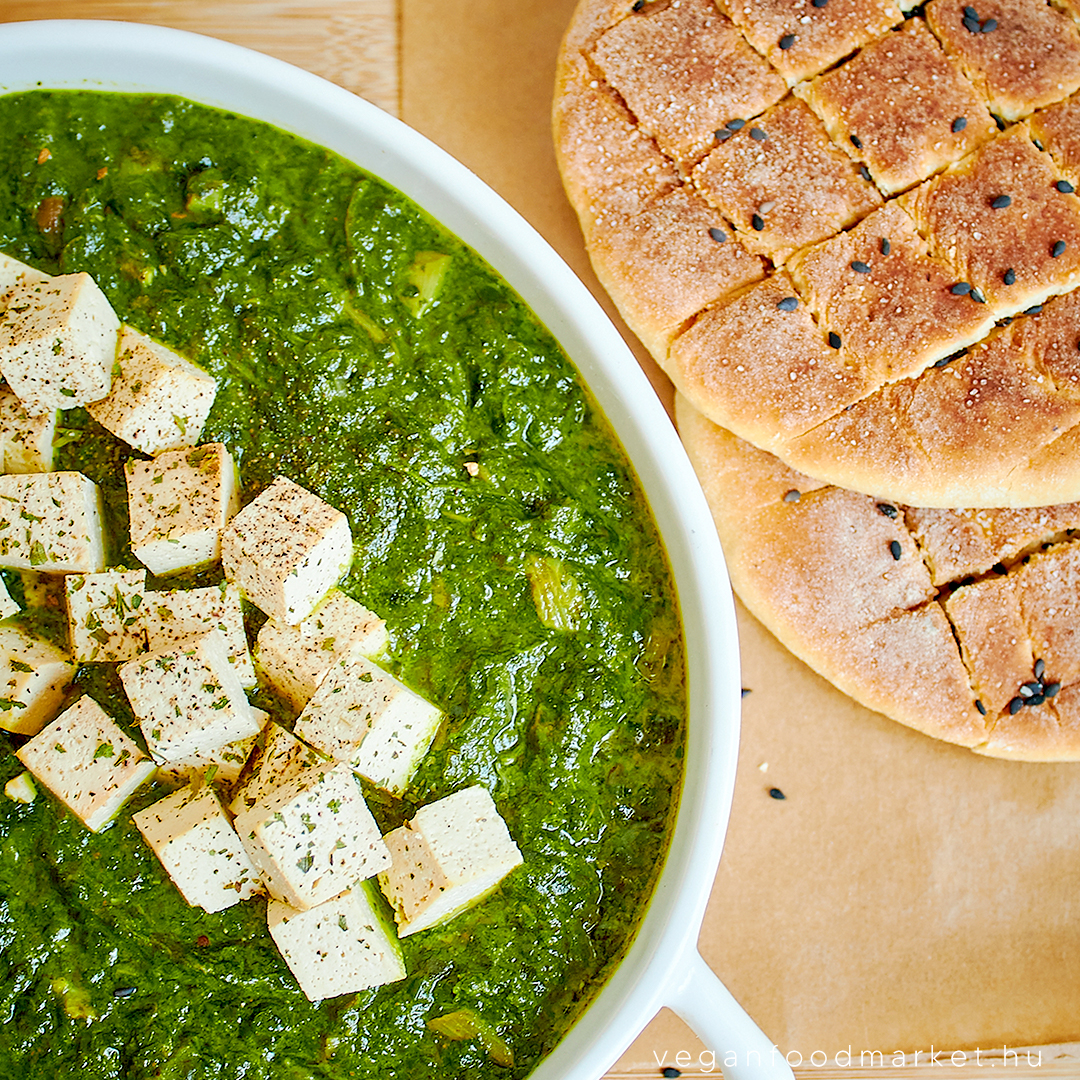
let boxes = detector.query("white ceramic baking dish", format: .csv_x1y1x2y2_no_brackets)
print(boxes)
0,20,792,1080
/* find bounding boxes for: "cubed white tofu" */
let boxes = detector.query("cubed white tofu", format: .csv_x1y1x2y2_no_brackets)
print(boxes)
233,760,390,910
0,253,50,301
255,589,388,710
378,786,522,937
86,326,216,455
118,629,261,762
16,695,156,832
4,771,37,804
0,272,119,415
0,575,18,622
267,881,405,1002
222,476,352,626
294,652,440,796
65,568,148,662
0,471,106,573
154,727,262,789
0,382,55,473
0,624,75,735
228,720,325,816
126,443,239,575
140,581,255,688
132,783,264,912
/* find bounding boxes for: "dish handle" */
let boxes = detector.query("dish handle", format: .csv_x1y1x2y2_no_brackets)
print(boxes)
664,948,795,1080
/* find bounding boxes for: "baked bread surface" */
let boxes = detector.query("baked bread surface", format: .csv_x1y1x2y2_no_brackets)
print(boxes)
555,0,1080,507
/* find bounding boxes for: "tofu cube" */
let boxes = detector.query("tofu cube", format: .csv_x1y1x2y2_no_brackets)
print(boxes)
378,786,522,937
228,720,326,816
267,881,405,1002
294,652,441,796
16,695,156,832
0,252,49,301
132,783,264,912
222,476,352,625
65,568,148,662
255,589,388,710
118,629,261,762
0,624,74,736
126,443,239,575
140,581,255,688
151,709,266,790
87,326,217,455
0,471,106,573
0,575,18,621
233,760,390,910
0,382,55,473
0,272,119,415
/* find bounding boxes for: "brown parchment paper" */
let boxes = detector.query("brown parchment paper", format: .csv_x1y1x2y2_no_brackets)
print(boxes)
400,0,1080,1074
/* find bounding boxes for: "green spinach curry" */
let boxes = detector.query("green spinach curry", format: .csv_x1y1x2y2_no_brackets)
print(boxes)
0,91,685,1079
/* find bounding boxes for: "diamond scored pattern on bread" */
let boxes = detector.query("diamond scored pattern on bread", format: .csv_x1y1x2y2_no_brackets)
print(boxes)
555,0,1080,507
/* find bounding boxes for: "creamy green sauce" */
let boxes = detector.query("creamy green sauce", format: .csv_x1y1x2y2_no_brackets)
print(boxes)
0,91,685,1079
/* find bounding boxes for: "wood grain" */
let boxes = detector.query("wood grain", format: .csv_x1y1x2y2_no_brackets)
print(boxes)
0,0,399,115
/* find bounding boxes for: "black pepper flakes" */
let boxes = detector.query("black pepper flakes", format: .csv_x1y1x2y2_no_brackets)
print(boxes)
777,296,799,311
752,213,765,231
708,226,728,243
768,787,786,800
782,488,802,501
828,331,842,349
1057,180,1076,193
1053,239,1067,258
991,194,1012,209
750,127,768,141
880,237,891,256
889,540,902,560
1003,267,1016,285
952,116,968,133
779,32,796,49
950,281,972,295
851,260,871,273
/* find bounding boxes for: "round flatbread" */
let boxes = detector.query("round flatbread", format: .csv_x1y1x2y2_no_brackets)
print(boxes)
554,0,1080,508
677,391,1080,760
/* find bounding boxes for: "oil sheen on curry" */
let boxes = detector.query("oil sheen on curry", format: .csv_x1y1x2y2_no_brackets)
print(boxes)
0,92,686,1078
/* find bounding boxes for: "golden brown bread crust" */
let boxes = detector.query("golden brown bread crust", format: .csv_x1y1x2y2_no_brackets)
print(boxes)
676,393,1080,760
795,19,998,195
554,0,1080,506
1029,94,1080,188
925,0,1080,121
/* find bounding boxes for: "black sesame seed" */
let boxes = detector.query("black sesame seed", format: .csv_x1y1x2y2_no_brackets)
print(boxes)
113,986,137,999
777,296,799,312
750,127,768,141
1057,180,1075,193
969,287,987,304
1026,692,1046,706
963,14,981,31
632,0,645,9
1034,137,1045,150
963,5,978,17
981,17,997,31
1035,658,1046,679
1003,267,1016,285
850,134,863,149
933,354,955,367
1024,304,1043,315
994,114,1006,131
782,488,801,501
828,331,842,349
779,32,796,49
741,687,752,697
752,213,765,231
813,0,829,6
716,128,734,142
1045,681,1062,697
1024,680,1042,694
992,561,1007,575
727,118,746,131
880,237,891,256
709,226,728,243
1009,696,1024,714
662,1069,683,1079
851,260,871,273
889,540,902,560
976,699,987,715
877,503,898,518
1053,239,1067,258
859,164,872,182
952,116,968,133
991,194,1012,209
768,787,786,800
950,281,972,295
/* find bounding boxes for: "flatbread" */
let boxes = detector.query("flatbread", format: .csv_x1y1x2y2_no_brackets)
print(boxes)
554,0,1080,507
677,392,1080,760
